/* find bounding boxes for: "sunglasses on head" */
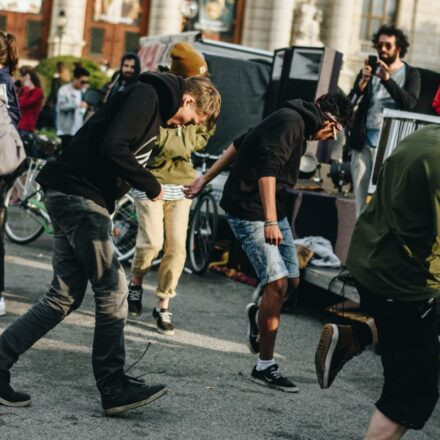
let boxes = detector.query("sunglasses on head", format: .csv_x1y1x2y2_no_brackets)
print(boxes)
375,42,393,50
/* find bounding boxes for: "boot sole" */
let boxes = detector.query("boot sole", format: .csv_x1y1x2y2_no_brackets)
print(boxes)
246,303,259,354
104,387,167,416
0,396,31,407
315,324,339,389
249,376,298,393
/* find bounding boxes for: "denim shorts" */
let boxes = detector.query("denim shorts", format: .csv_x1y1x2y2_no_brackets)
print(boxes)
226,214,300,285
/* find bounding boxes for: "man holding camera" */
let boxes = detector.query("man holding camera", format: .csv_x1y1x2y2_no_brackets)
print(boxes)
347,24,420,215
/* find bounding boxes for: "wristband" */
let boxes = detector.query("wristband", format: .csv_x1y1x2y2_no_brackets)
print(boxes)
264,220,278,227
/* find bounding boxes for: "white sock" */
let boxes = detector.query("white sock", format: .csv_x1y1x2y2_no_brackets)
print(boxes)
256,358,275,371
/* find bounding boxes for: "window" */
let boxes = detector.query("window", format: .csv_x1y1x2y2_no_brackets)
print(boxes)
124,32,140,53
26,20,42,49
360,0,398,40
0,16,6,31
90,27,105,55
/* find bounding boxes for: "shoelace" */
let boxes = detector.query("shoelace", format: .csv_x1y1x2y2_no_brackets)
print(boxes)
159,310,172,324
128,286,142,301
268,366,283,379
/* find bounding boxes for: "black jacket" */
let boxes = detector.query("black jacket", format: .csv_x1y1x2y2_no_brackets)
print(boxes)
346,62,420,151
0,67,20,126
220,100,325,221
37,72,184,212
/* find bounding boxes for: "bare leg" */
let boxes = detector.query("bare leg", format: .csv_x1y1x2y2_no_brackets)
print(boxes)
131,274,143,286
364,409,407,440
158,297,170,309
258,278,288,360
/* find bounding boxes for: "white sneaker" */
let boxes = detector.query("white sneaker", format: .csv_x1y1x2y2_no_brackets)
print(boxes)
0,296,6,316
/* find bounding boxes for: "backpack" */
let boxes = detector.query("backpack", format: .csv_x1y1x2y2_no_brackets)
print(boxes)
0,96,26,176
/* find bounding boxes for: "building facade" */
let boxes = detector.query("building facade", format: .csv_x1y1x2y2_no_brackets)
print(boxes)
0,0,439,90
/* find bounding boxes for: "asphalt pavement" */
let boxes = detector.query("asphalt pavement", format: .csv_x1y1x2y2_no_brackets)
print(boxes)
0,234,439,440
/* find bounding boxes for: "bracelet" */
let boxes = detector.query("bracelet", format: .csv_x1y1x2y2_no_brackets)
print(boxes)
264,220,278,227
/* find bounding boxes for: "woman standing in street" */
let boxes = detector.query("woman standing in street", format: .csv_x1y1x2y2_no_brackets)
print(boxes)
17,66,44,134
127,43,217,335
0,32,20,317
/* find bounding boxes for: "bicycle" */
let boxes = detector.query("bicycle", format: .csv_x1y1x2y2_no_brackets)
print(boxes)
4,133,61,244
5,158,52,244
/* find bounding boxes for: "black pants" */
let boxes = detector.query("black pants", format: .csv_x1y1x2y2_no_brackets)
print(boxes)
356,282,439,430
0,190,128,388
0,178,7,293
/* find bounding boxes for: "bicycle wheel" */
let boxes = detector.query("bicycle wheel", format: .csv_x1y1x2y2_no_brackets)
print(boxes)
112,193,138,262
4,169,45,244
187,192,218,274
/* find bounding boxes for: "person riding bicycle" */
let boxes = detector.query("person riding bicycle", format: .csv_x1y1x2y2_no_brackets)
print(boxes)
0,71,221,415
128,43,215,337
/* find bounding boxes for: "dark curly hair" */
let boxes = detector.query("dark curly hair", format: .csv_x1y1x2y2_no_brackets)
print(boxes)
372,24,410,58
316,93,354,129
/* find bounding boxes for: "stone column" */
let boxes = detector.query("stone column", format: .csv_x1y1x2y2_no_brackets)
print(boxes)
241,0,296,50
148,0,183,36
321,0,356,92
47,0,88,57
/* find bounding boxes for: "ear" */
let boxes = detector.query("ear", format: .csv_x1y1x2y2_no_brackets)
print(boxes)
181,93,195,107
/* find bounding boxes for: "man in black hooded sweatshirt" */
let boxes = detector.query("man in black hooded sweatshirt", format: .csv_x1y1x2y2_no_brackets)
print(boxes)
0,72,221,415
185,93,353,392
104,52,141,102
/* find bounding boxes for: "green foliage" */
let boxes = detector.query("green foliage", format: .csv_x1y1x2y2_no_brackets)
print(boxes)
34,56,110,96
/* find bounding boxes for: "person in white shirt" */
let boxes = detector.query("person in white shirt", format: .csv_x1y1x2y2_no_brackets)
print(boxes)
56,66,89,150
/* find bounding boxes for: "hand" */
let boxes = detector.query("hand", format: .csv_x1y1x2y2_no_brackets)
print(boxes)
151,187,164,202
264,224,283,246
359,60,373,91
376,59,390,81
184,175,206,199
79,101,88,109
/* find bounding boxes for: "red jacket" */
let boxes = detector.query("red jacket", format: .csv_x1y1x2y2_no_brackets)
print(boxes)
433,85,440,116
17,86,44,132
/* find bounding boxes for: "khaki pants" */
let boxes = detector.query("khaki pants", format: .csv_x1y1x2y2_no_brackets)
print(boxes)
131,198,192,299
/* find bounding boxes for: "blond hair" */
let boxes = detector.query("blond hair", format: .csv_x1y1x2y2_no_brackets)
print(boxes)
183,76,221,130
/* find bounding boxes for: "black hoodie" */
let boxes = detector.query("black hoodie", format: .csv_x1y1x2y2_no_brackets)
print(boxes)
37,73,184,212
220,99,325,221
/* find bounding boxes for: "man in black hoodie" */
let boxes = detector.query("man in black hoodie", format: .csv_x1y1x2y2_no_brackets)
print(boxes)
185,93,353,392
0,73,221,415
104,52,141,102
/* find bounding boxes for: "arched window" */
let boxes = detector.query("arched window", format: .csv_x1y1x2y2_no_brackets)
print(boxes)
360,0,399,40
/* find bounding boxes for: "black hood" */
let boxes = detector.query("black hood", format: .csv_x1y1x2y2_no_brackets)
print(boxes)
138,72,185,124
120,52,141,83
282,99,326,137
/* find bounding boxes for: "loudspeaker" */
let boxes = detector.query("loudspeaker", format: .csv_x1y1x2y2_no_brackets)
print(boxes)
264,46,343,116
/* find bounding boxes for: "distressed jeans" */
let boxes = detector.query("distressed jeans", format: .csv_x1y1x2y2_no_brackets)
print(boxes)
0,190,128,388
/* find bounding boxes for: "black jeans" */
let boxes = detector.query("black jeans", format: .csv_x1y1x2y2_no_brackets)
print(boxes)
0,190,128,388
356,282,439,430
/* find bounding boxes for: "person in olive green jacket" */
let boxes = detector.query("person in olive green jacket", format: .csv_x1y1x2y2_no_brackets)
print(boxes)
128,43,217,336
315,125,440,439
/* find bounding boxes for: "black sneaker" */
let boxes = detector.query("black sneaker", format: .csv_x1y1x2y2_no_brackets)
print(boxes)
0,379,31,407
250,364,298,393
128,283,143,316
246,303,260,354
152,308,175,336
101,375,167,416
